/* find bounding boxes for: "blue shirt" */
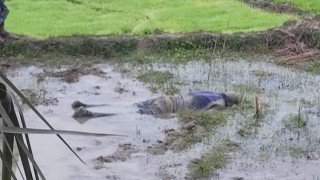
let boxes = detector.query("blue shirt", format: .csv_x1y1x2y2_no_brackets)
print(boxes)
188,91,226,109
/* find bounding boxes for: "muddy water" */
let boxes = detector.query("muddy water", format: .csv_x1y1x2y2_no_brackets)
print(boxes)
5,58,320,180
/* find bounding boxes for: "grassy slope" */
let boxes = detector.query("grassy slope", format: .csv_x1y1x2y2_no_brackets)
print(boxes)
273,0,320,13
5,0,293,37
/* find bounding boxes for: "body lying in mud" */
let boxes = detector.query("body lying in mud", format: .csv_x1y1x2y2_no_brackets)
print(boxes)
71,91,239,119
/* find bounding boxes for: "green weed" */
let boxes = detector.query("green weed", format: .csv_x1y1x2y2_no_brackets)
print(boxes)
187,139,240,179
159,110,227,152
136,69,179,93
288,146,306,158
164,84,180,95
305,63,320,74
137,70,173,85
189,149,227,178
178,110,226,130
282,112,307,130
234,83,262,94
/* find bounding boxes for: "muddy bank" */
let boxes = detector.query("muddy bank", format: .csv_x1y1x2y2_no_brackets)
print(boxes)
1,16,319,67
241,0,305,15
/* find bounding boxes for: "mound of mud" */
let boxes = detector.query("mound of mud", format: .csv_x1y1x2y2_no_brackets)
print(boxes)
36,64,106,83
0,16,319,65
242,0,304,14
93,143,137,170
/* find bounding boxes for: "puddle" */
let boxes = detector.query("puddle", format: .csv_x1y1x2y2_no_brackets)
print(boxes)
4,58,320,180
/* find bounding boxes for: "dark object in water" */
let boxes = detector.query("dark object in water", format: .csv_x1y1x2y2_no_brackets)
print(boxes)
71,91,239,118
136,91,239,115
72,106,116,121
0,83,12,115
71,100,110,109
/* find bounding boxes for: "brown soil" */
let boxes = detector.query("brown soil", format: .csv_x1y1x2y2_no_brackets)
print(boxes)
20,88,59,106
35,64,106,83
147,108,227,155
273,16,320,65
0,59,24,73
147,122,207,155
93,143,137,169
241,0,305,14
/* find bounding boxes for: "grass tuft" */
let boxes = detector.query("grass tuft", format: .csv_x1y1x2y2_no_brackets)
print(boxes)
150,110,227,153
137,70,173,85
187,139,240,179
136,69,180,94
305,63,320,74
178,110,225,130
282,112,307,130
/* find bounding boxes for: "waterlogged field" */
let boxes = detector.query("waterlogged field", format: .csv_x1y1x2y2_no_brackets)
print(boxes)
5,0,294,37
5,58,320,180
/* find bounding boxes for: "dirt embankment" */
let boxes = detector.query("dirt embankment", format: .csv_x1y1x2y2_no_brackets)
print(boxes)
1,17,319,63
241,0,305,15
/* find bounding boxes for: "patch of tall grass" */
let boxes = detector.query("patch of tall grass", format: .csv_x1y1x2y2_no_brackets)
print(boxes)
187,139,240,179
5,0,294,37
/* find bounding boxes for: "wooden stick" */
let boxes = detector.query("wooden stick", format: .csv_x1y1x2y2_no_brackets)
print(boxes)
255,95,260,117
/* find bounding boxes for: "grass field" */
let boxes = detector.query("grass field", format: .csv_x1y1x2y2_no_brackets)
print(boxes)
5,0,293,37
273,0,320,13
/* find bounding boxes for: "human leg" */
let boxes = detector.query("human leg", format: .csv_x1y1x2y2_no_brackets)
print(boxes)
0,1,18,41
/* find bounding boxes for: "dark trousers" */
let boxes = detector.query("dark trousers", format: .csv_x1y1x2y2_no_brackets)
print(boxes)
0,0,7,28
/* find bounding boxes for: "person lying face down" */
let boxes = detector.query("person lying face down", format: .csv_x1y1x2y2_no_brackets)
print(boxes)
135,91,239,115
71,91,239,119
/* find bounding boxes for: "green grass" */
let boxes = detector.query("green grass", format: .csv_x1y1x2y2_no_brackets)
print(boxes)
234,83,262,94
178,110,225,130
136,69,177,93
187,139,240,179
161,110,226,152
305,63,320,74
137,70,173,85
273,0,320,13
189,147,228,178
282,112,307,130
5,0,293,37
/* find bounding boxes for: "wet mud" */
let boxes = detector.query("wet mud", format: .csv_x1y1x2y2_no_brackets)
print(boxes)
20,88,59,106
5,57,320,179
94,143,138,168
36,64,106,83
